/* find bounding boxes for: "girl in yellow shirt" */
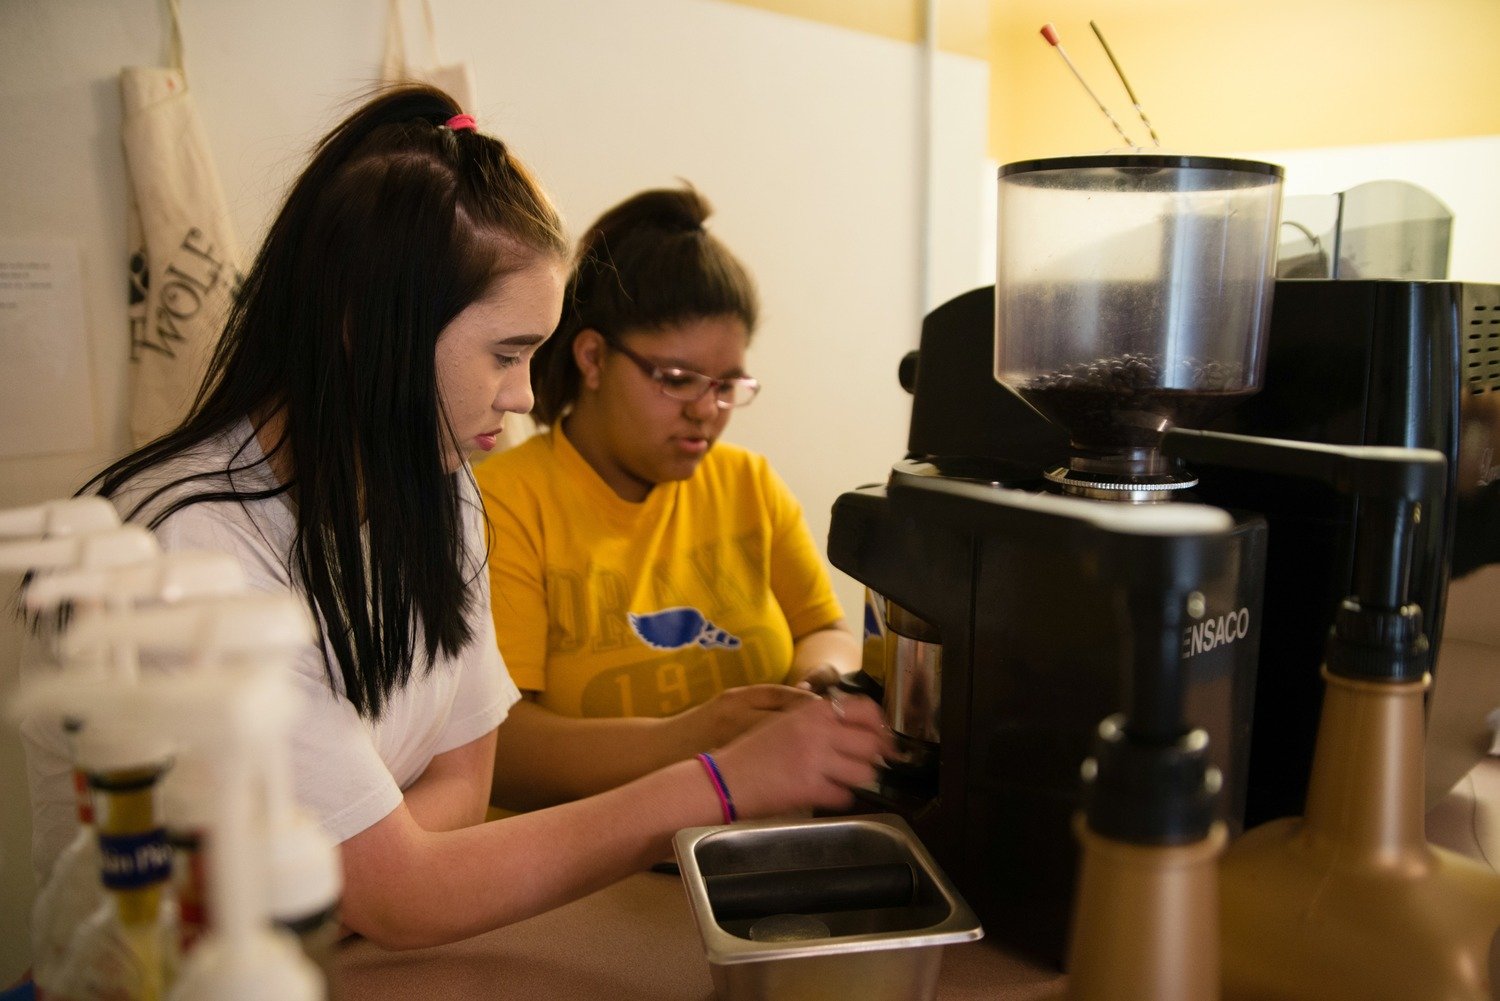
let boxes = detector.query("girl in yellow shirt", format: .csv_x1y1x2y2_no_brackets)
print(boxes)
478,186,861,810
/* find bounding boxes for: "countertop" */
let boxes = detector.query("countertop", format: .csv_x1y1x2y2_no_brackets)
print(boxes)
336,758,1499,1000
336,869,1066,1001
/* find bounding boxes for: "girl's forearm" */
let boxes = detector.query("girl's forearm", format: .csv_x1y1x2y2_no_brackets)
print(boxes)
344,757,718,949
788,622,860,688
490,699,688,810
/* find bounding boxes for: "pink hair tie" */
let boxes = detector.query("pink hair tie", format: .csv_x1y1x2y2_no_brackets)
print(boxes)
445,113,477,132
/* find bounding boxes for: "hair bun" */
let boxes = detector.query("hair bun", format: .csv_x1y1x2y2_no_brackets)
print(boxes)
531,182,757,428
628,185,711,235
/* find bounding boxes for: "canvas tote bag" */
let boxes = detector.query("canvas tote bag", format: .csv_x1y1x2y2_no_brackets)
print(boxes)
121,0,243,447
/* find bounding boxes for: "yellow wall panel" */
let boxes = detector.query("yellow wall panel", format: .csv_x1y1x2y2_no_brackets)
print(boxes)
712,0,1500,160
990,0,1500,162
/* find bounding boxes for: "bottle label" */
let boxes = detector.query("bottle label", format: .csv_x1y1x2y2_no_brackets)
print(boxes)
73,769,94,825
175,840,209,952
99,827,172,890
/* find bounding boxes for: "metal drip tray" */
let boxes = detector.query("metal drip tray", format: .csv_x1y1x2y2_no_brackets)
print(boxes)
674,814,982,1001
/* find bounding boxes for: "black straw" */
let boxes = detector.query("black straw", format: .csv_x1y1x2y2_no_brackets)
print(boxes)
1089,21,1162,148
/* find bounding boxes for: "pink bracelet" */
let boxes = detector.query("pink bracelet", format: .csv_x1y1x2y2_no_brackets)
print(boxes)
696,752,737,824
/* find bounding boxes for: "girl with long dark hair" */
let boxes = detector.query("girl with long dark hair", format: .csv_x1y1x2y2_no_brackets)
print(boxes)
22,87,889,949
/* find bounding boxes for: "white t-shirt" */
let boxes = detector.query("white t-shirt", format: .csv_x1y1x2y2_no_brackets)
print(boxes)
22,419,519,883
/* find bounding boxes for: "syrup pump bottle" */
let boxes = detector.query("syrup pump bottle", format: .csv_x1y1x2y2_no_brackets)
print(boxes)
24,549,249,960
1057,508,1236,1001
15,644,180,1001
24,551,250,961
54,593,329,1001
17,556,183,1001
1165,430,1500,1001
1,522,158,1000
263,713,343,996
30,720,103,996
53,740,179,1001
167,664,327,1001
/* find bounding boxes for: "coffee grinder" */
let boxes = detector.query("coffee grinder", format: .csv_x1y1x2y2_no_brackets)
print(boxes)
830,154,1284,964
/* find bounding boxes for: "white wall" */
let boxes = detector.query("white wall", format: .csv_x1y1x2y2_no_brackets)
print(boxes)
0,0,990,977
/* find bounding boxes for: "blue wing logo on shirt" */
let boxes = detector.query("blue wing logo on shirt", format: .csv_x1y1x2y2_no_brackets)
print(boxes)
628,607,742,651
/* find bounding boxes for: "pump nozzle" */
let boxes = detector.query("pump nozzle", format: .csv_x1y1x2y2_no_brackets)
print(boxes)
0,525,158,574
25,550,247,611
1162,429,1447,681
58,592,314,666
0,497,119,538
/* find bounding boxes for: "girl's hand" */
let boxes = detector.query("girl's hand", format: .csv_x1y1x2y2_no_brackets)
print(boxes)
790,662,843,694
711,693,892,818
669,683,817,751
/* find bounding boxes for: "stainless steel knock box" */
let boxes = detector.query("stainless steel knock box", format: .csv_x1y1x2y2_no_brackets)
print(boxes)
673,814,982,1001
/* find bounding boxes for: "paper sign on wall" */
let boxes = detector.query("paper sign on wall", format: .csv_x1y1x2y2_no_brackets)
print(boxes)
0,238,99,459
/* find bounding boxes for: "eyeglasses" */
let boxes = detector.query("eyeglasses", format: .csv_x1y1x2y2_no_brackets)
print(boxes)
605,338,761,410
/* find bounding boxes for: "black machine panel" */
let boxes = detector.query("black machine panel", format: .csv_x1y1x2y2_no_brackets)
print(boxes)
1200,279,1500,819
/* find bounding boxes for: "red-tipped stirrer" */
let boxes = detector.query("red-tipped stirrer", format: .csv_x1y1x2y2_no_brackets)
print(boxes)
1039,22,1135,149
1089,20,1162,148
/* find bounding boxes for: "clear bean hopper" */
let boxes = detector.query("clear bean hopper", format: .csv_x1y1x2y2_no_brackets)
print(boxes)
995,154,1284,501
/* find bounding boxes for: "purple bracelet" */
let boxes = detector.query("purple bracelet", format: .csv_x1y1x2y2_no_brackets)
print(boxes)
696,752,738,824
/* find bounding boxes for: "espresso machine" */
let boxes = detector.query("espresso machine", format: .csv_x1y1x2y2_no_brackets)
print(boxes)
831,154,1284,964
834,152,1500,967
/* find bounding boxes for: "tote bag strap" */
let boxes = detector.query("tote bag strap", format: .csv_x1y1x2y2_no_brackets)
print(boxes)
382,0,444,80
166,0,185,73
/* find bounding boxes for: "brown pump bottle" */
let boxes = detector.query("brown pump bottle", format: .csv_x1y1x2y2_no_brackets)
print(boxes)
1208,442,1500,1000
1057,515,1238,1001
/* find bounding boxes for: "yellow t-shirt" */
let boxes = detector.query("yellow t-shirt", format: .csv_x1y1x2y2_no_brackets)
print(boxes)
475,424,845,718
